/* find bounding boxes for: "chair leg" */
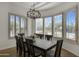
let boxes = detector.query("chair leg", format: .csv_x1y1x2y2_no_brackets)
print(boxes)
23,48,26,57
18,48,22,57
23,52,26,57
28,51,30,57
16,47,18,53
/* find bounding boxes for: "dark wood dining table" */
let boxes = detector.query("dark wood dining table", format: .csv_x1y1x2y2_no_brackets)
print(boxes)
24,38,57,57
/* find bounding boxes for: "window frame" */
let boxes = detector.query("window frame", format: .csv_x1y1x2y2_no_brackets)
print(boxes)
8,13,26,39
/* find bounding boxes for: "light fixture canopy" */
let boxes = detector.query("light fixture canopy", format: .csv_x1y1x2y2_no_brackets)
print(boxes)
27,3,41,19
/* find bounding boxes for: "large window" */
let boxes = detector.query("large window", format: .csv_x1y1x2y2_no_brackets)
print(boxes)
21,17,26,33
35,8,77,42
9,15,15,37
44,17,52,35
9,14,26,38
53,14,62,37
15,16,20,35
35,18,43,34
66,10,76,40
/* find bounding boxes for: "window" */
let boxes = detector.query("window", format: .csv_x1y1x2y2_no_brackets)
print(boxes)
44,17,52,35
9,15,15,37
21,17,25,33
15,16,20,35
66,10,76,40
35,18,43,34
53,14,62,37
35,8,77,42
9,14,26,38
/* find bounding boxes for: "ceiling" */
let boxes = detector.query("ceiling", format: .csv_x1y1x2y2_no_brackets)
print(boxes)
12,2,63,11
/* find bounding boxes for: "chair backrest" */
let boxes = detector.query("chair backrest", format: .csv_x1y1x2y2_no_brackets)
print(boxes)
15,35,25,56
54,40,63,57
29,35,35,39
25,38,35,56
18,33,25,37
35,34,44,39
45,35,52,40
19,36,25,50
15,35,19,44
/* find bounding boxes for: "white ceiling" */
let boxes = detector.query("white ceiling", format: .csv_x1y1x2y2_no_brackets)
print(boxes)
12,2,63,11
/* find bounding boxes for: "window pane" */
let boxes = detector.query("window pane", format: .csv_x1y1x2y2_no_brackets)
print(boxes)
66,10,76,40
53,14,62,37
44,17,52,35
35,18,43,34
21,17,25,33
16,16,20,35
10,15,15,37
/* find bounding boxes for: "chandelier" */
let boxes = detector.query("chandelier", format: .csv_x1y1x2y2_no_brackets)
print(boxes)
27,3,41,19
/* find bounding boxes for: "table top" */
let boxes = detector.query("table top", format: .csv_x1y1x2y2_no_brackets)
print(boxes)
24,38,57,51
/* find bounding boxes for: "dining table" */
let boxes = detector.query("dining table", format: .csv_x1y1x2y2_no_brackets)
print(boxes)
24,37,57,57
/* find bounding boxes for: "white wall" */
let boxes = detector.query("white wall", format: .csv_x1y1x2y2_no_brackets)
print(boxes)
0,3,15,50
0,2,32,50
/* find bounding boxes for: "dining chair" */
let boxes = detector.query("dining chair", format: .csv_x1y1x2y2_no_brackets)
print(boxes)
45,35,52,40
19,36,28,57
18,37,23,56
15,35,19,54
15,35,23,56
18,33,25,37
39,35,44,39
47,40,63,57
29,35,35,39
25,38,42,57
35,34,44,39
54,40,63,57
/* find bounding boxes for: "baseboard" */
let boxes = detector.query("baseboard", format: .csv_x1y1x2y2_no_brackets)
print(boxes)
0,45,16,51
